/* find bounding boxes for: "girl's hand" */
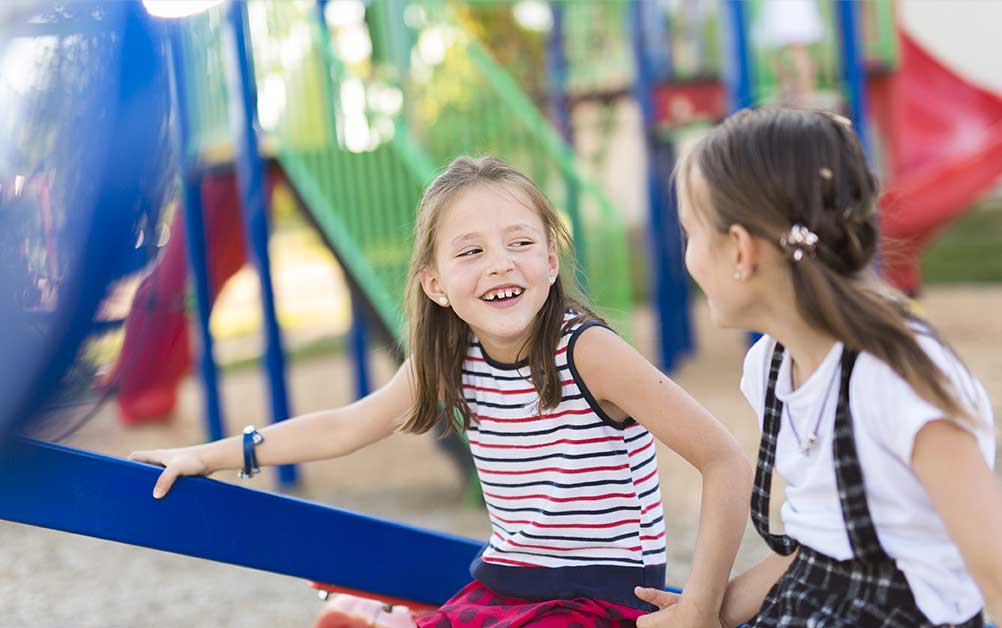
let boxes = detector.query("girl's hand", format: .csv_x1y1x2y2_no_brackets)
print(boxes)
635,587,726,628
129,447,210,499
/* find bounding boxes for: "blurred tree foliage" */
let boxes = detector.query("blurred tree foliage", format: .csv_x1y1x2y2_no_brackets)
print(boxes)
450,3,548,103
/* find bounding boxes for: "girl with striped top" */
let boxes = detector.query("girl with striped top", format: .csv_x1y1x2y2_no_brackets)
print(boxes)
132,156,752,628
636,108,1002,627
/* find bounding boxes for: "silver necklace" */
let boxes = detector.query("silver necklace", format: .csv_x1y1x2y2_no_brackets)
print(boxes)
785,362,839,454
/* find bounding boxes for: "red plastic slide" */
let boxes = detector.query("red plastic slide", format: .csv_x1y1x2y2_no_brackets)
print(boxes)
103,168,282,424
869,31,1002,294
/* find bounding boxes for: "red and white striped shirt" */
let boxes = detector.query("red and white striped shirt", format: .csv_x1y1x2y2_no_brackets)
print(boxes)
464,315,667,607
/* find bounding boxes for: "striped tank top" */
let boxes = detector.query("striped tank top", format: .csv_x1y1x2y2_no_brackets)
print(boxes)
464,315,667,610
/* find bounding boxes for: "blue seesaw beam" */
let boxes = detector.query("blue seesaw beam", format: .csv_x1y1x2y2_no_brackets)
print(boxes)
0,437,482,605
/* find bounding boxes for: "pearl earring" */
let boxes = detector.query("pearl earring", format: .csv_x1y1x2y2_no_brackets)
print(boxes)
437,296,448,306
734,269,743,281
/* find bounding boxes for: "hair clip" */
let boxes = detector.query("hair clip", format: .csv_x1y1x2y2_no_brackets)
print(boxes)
779,224,819,262
822,111,853,128
819,167,833,180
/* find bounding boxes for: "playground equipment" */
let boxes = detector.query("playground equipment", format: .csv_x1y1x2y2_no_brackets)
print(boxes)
0,0,173,441
870,31,1002,295
551,0,1000,361
104,0,635,437
3,2,999,624
539,0,897,370
0,0,634,619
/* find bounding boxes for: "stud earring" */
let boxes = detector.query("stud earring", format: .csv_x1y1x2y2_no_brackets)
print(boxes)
734,269,743,281
548,273,557,284
437,296,449,306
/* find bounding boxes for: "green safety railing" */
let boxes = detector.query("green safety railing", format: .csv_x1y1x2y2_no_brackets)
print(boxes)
176,1,635,344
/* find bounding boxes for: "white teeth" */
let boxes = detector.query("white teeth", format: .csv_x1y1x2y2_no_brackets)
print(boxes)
484,287,522,301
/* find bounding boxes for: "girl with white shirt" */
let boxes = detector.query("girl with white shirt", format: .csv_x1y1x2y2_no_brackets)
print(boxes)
634,108,1002,628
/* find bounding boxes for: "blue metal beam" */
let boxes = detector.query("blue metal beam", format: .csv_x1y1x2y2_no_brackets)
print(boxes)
166,22,226,443
835,0,872,160
724,0,755,111
544,2,585,289
315,0,373,400
0,437,482,604
349,288,372,398
630,2,692,372
221,2,297,485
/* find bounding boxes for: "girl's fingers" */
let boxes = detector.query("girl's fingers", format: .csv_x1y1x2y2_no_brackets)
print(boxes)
128,450,163,466
152,467,178,499
634,586,680,609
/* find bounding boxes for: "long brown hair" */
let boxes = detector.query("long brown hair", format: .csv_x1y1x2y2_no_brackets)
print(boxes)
401,156,600,435
678,107,977,425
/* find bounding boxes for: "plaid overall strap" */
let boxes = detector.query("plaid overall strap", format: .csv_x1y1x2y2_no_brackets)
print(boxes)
831,349,890,561
750,342,799,555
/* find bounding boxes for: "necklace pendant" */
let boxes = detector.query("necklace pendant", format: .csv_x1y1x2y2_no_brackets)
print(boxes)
802,434,817,453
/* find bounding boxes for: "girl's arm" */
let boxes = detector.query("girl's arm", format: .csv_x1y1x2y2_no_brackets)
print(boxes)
573,327,753,625
636,551,795,628
716,551,795,627
129,359,417,498
912,419,1002,616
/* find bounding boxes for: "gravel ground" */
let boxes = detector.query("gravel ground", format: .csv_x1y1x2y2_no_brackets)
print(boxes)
2,287,1000,628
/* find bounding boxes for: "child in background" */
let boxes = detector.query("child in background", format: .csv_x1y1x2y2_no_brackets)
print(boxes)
132,156,752,627
637,108,1002,627
754,0,825,107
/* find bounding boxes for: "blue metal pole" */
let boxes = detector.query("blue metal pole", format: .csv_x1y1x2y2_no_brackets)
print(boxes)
222,1,297,487
315,0,372,399
546,2,571,143
724,0,763,348
544,2,584,290
835,0,872,159
724,0,755,111
349,289,371,398
630,2,691,372
166,23,226,442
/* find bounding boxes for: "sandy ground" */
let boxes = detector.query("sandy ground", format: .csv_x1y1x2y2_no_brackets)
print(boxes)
1,285,1000,628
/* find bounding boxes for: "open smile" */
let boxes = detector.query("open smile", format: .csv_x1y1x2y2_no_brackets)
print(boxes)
480,285,525,308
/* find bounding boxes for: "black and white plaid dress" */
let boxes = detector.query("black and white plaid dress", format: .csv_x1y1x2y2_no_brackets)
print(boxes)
747,343,984,628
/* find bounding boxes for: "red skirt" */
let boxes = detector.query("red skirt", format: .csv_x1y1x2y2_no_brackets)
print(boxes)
415,581,645,628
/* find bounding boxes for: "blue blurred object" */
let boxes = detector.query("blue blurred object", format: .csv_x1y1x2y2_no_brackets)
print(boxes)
0,2,173,441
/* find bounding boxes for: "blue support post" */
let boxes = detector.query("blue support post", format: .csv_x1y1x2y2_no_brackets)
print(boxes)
630,2,692,372
349,289,371,398
166,23,225,443
315,0,372,399
545,2,571,143
724,0,755,111
222,2,297,486
544,2,584,289
835,0,872,159
724,0,763,348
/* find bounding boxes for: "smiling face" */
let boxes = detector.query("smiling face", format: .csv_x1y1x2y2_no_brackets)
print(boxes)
420,183,559,361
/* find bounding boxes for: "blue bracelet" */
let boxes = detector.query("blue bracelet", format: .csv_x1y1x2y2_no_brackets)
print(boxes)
238,425,264,479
